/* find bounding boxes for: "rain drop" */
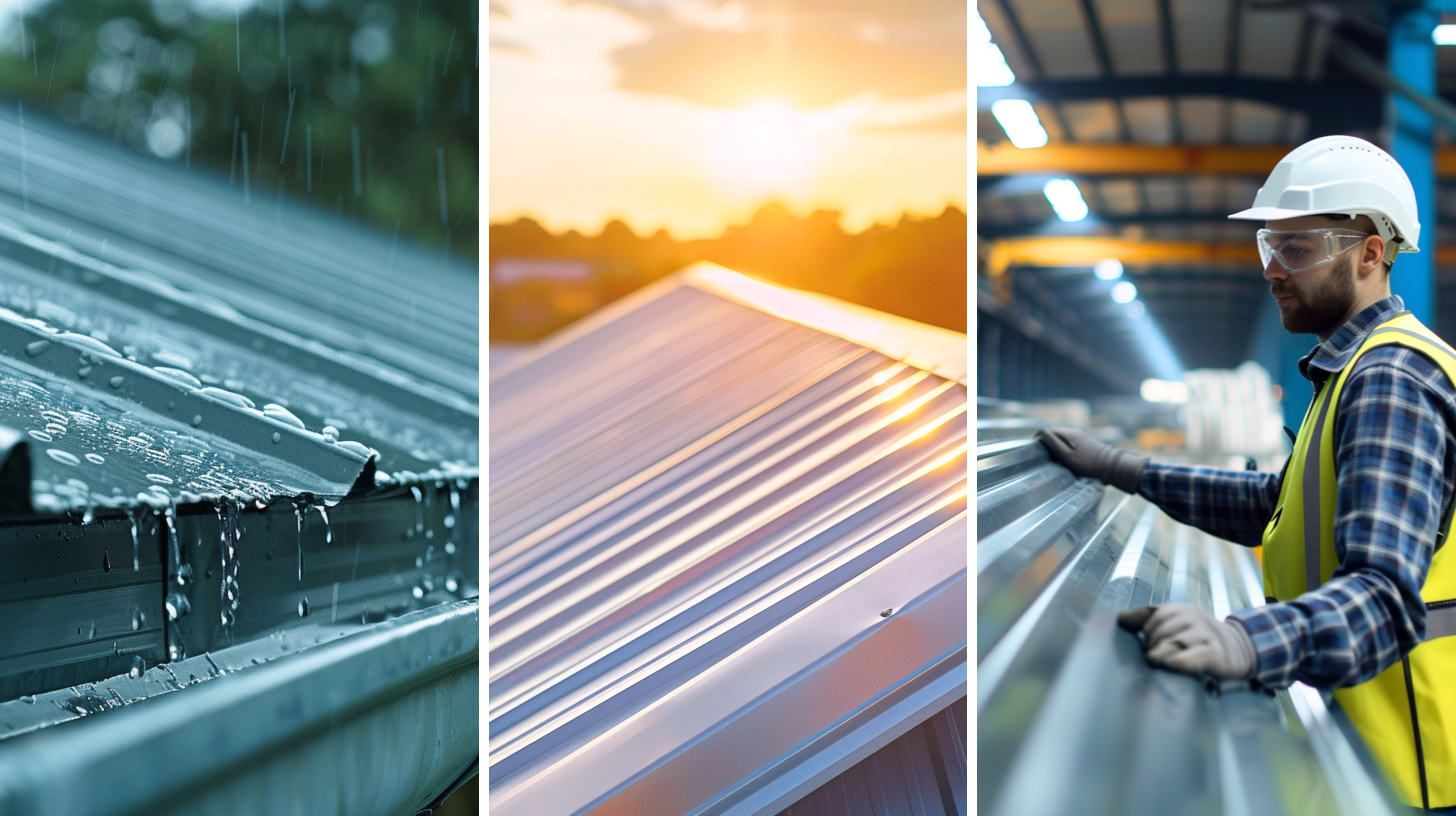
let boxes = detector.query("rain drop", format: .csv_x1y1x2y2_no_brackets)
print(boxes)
46,449,80,466
85,453,105,464
28,429,52,442
24,339,50,357
297,597,309,617
109,376,125,389
272,431,281,444
102,550,111,573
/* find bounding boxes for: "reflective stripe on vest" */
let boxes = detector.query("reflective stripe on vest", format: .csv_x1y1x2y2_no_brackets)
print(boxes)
1261,312,1456,809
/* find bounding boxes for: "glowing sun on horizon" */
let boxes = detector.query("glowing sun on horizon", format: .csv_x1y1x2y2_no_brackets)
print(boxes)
705,101,818,203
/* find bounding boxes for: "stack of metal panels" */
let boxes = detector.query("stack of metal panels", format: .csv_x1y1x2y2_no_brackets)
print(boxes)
489,264,967,816
977,415,1403,816
0,104,479,815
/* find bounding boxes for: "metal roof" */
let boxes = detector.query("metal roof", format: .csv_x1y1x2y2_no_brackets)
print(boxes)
489,264,967,816
0,102,480,814
977,411,1406,816
0,103,478,514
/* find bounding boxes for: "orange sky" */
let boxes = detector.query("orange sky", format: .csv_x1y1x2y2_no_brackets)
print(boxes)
488,0,967,239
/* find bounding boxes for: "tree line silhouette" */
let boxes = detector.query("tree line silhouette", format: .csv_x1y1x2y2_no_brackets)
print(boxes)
489,202,967,342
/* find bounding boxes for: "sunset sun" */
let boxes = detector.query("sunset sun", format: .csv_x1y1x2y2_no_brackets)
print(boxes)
705,101,818,202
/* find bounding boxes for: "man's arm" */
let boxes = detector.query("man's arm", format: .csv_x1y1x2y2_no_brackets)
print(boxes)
1228,350,1449,690
1139,464,1282,547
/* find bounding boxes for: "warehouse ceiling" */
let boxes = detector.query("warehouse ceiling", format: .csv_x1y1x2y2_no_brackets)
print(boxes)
977,0,1456,383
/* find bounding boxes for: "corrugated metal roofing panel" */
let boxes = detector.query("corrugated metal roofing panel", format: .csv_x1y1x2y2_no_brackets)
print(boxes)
0,107,478,512
489,265,967,816
978,419,1405,816
0,109,477,398
0,100,479,813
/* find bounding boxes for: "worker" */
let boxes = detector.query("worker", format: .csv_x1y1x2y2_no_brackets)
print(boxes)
1038,135,1456,813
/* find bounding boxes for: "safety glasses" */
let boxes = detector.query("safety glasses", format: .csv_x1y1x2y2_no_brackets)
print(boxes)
1256,228,1372,273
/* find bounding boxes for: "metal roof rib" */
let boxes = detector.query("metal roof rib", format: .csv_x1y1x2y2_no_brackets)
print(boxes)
490,267,967,816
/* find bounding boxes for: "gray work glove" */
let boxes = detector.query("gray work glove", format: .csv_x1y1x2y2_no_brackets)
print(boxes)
1035,427,1150,494
1117,605,1257,681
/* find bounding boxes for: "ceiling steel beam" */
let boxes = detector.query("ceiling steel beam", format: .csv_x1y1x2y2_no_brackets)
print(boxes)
985,236,1456,274
979,142,1456,177
985,237,1259,275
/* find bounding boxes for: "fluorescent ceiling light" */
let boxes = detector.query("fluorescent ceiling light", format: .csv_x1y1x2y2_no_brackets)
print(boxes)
974,11,1016,87
1094,258,1123,280
991,99,1048,149
1042,178,1088,221
1435,24,1456,44
1111,280,1138,303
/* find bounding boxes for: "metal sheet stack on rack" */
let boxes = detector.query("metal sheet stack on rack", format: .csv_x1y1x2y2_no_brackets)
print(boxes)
977,409,1402,816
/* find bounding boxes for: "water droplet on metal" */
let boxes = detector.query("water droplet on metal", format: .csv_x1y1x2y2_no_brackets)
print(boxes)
28,429,51,442
297,597,309,617
46,449,80,466
85,453,105,464
271,431,282,444
191,414,203,426
109,376,125,389
24,339,50,357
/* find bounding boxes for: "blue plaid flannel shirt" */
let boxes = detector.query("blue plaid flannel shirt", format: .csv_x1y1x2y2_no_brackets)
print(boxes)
1140,296,1456,690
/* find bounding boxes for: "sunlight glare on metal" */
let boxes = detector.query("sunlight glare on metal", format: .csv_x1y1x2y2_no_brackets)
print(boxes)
1042,178,1088,222
1093,258,1123,280
874,372,927,406
1111,280,1137,303
974,11,1016,87
1140,378,1190,404
1435,24,1456,44
868,366,900,387
991,100,1048,149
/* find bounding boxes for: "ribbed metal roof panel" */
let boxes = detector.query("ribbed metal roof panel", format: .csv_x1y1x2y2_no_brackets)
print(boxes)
489,266,967,816
978,417,1405,816
0,105,477,511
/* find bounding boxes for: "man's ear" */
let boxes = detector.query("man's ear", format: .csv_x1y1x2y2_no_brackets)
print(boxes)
1360,235,1387,276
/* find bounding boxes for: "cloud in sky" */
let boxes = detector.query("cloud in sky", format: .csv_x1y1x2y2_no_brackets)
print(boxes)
593,0,967,109
489,0,966,239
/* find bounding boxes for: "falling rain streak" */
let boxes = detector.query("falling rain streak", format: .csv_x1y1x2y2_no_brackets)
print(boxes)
350,126,362,198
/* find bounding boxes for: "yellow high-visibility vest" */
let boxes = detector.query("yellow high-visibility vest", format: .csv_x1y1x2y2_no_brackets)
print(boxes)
1263,311,1456,809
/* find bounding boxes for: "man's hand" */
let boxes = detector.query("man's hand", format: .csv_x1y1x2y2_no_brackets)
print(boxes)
1035,427,1150,494
1117,605,1257,680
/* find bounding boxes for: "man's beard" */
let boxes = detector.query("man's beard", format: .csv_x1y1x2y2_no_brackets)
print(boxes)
1274,253,1357,335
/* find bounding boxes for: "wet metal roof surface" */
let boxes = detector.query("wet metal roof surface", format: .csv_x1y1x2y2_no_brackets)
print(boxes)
0,104,478,513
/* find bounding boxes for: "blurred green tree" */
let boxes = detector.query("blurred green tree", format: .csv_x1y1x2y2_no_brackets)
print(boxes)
0,0,477,261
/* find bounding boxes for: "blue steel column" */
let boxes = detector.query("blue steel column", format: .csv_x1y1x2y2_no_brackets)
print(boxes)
1388,3,1438,324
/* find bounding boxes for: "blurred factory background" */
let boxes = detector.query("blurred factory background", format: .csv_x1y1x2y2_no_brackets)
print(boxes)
977,3,1456,814
978,0,1456,446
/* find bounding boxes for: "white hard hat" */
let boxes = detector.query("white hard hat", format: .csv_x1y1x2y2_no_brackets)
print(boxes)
1228,135,1420,255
